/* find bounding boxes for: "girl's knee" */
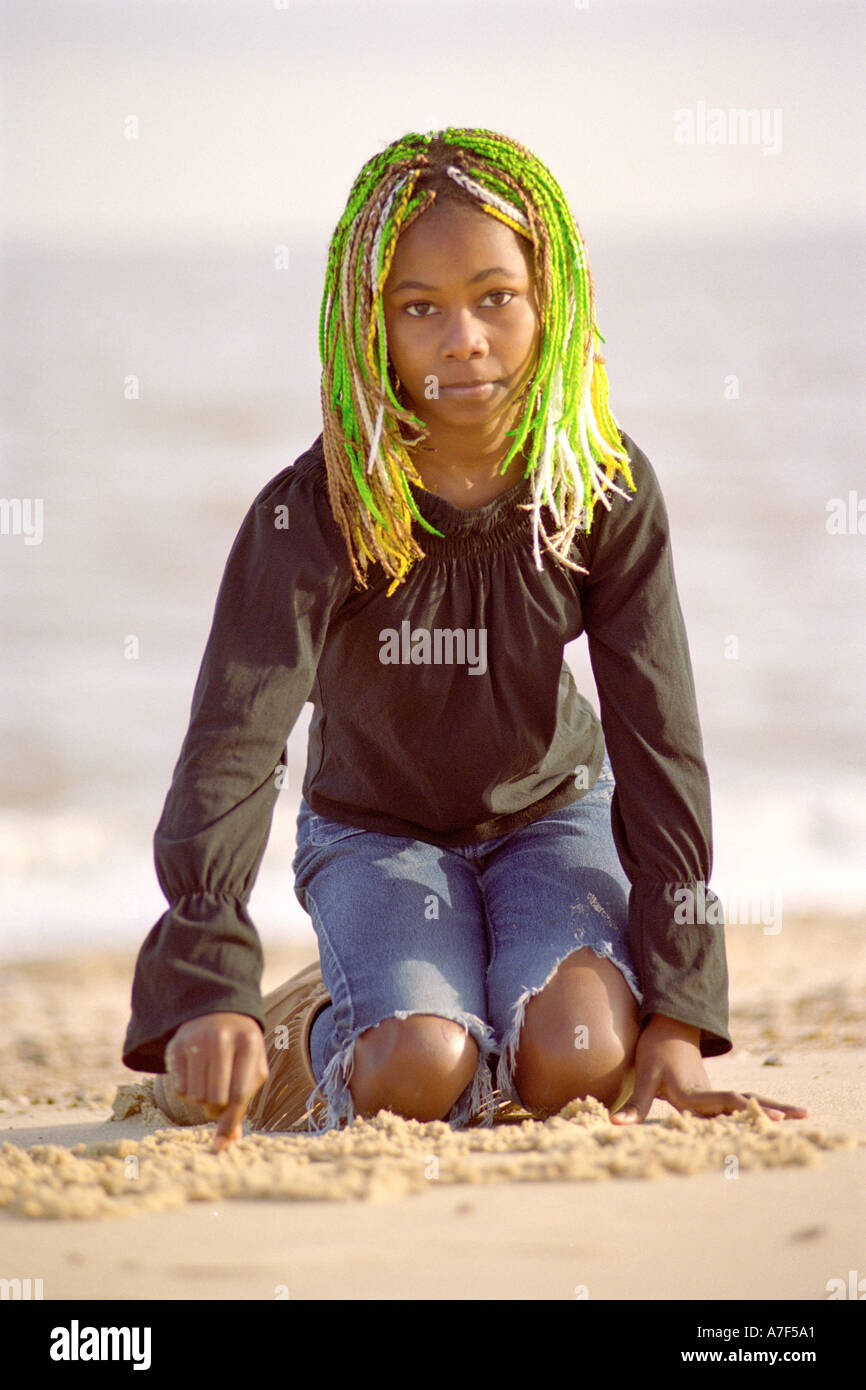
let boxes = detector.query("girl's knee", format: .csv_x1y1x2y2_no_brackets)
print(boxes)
515,1044,634,1115
511,948,640,1116
349,1014,480,1122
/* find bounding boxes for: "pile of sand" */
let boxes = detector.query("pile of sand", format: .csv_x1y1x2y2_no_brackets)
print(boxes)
0,1081,860,1220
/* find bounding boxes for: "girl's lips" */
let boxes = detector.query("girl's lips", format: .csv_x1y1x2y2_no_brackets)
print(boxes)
438,381,499,397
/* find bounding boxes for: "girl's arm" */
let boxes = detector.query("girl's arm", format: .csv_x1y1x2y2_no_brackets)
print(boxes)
581,431,730,1056
581,434,806,1120
123,451,353,1082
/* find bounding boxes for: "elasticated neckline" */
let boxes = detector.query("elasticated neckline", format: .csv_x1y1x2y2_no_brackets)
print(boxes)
407,472,535,554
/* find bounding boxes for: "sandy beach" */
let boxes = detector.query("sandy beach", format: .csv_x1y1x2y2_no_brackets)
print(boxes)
0,912,864,1303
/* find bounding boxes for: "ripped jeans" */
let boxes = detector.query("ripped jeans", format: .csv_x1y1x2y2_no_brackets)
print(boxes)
291,752,642,1132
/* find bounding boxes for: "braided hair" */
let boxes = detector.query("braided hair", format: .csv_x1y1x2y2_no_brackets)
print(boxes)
319,127,635,594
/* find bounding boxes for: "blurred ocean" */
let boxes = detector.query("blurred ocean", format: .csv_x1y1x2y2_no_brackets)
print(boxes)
1,232,864,959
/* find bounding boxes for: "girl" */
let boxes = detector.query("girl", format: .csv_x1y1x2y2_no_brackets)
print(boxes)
123,129,807,1149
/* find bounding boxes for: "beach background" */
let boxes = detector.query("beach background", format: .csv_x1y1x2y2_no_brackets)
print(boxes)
0,0,864,1305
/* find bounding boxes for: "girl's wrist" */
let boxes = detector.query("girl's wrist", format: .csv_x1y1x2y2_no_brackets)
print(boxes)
644,1013,701,1045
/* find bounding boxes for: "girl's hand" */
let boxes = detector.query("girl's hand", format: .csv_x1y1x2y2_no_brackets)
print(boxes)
610,1013,809,1125
165,1012,270,1151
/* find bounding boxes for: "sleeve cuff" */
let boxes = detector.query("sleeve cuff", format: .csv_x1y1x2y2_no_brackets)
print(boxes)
628,879,732,1057
122,893,266,1073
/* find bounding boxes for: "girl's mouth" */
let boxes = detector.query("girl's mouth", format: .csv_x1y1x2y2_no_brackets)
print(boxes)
439,381,499,398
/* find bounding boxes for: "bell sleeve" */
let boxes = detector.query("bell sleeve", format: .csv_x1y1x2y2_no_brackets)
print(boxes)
122,459,353,1072
580,433,732,1056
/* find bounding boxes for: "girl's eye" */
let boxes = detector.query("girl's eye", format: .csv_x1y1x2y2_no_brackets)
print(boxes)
404,291,515,317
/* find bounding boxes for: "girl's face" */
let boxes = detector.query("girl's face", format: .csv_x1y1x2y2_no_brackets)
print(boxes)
383,199,540,439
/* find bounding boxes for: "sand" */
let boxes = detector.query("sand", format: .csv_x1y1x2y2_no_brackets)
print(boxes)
2,1085,860,1222
1,915,864,1299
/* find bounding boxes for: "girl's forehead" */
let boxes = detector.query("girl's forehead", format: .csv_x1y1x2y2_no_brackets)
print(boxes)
390,202,532,271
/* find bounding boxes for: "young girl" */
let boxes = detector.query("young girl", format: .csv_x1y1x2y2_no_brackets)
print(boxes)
123,128,807,1150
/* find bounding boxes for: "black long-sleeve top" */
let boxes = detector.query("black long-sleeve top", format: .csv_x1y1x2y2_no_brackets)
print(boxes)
123,429,731,1071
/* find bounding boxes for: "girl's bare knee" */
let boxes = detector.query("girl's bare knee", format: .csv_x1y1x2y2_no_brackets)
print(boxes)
517,1044,633,1115
350,1014,480,1121
512,949,640,1116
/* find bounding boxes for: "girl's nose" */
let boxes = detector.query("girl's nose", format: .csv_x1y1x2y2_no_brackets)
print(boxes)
440,308,488,358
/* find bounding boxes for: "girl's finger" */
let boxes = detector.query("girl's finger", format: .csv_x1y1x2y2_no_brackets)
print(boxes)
669,1088,751,1117
209,1030,235,1110
165,1045,188,1102
671,1089,807,1121
741,1092,809,1118
212,1105,245,1152
189,1046,211,1103
609,1061,661,1124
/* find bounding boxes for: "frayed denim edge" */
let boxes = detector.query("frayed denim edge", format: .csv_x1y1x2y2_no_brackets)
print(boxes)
305,1009,499,1134
494,942,643,1107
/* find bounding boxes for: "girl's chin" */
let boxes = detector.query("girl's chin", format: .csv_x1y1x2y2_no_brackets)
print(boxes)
401,384,513,427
